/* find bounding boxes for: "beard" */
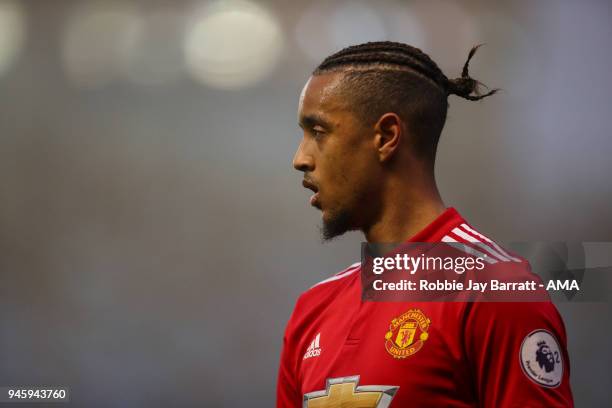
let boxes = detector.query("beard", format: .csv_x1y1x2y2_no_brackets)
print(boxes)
321,208,354,241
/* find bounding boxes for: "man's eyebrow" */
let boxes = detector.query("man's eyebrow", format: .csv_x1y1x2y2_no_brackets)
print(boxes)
299,114,332,129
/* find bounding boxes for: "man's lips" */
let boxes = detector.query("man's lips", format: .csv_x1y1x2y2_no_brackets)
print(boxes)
302,179,320,208
309,193,320,207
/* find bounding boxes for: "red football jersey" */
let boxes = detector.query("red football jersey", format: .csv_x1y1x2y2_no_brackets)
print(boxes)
277,208,573,407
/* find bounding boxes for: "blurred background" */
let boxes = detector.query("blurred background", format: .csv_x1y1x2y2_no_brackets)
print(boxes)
0,0,611,406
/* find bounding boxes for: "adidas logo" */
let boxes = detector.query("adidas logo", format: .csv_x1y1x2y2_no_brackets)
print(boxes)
303,333,322,360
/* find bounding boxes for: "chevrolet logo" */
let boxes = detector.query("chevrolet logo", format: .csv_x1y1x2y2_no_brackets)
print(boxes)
304,376,398,407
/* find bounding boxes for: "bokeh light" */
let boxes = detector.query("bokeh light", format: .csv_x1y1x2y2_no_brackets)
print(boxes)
295,1,388,62
62,3,141,89
184,1,284,90
386,1,478,71
0,0,26,78
329,2,388,50
294,2,336,62
383,3,426,50
123,10,186,87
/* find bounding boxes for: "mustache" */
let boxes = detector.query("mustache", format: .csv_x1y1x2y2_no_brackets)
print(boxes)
302,174,319,192
303,174,315,184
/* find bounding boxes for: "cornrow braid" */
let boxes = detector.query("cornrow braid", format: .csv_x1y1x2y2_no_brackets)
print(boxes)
314,41,498,101
318,42,446,83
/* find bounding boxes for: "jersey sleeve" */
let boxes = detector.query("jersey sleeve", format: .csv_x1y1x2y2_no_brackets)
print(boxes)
463,300,574,407
276,297,302,408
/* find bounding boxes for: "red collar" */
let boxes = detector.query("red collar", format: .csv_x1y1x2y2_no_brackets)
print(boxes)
407,207,465,243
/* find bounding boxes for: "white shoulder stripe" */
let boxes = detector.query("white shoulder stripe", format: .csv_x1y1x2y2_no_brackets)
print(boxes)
310,263,360,288
337,262,361,275
452,227,511,262
460,223,521,262
442,235,498,264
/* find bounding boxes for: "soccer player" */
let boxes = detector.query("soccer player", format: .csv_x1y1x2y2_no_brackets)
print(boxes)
277,42,574,407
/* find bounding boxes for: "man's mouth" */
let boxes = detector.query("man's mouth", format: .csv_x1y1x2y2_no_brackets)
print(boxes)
309,193,320,207
302,179,320,208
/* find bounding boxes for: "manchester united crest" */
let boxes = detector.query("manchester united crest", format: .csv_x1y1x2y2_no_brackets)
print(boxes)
385,309,430,358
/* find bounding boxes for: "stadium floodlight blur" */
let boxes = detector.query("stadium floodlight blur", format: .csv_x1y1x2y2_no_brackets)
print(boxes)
0,0,26,78
123,9,186,87
329,2,388,52
61,2,141,89
383,0,477,69
183,0,284,90
295,2,389,62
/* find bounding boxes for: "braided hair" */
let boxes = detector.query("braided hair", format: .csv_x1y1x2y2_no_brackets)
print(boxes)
313,41,497,160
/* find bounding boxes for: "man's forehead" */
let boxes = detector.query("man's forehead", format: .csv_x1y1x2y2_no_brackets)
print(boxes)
298,72,347,115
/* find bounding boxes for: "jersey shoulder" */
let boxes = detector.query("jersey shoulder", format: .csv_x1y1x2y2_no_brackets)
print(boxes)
289,262,361,323
441,221,527,266
309,261,361,289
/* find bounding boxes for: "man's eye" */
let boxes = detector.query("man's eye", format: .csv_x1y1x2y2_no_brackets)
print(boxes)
312,127,325,138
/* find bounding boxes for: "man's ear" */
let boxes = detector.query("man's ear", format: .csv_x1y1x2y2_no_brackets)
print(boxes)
373,113,402,162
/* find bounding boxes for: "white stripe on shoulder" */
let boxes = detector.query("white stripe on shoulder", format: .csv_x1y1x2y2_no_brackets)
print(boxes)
311,262,360,288
442,235,498,264
335,261,361,275
460,223,521,262
451,227,510,262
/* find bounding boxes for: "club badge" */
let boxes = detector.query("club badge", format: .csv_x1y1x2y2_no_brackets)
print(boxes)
385,308,430,359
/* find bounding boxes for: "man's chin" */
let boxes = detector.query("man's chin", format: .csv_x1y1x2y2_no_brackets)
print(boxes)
320,210,353,242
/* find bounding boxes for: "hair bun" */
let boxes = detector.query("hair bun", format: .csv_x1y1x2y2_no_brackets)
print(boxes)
447,77,477,97
446,45,498,101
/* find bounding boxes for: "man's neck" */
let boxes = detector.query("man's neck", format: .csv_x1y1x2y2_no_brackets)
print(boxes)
363,176,445,243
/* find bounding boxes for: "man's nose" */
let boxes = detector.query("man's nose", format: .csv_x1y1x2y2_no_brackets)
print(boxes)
292,139,314,172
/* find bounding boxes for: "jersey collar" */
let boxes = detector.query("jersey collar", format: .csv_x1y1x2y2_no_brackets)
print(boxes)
407,207,465,243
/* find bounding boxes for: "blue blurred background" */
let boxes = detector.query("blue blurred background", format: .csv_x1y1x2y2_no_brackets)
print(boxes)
0,0,611,406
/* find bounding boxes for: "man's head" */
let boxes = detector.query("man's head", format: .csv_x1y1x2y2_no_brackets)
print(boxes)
294,41,496,241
